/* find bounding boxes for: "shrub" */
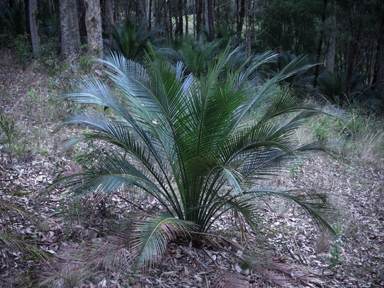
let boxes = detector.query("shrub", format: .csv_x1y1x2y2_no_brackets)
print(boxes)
45,45,335,270
12,32,31,69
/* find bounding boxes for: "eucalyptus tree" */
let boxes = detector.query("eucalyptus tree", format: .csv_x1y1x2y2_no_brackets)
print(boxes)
28,0,39,53
46,45,334,269
59,0,80,59
85,0,103,60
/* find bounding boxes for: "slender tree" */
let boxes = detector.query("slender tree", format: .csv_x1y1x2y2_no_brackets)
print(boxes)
324,0,336,72
313,0,327,88
184,0,188,34
148,0,152,30
137,0,146,22
28,0,39,53
105,0,114,47
196,0,202,36
207,0,215,41
178,0,183,37
237,0,245,36
373,16,384,90
343,2,365,103
246,0,254,57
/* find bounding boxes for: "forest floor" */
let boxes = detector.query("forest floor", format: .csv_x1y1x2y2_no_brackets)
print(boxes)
1,49,384,287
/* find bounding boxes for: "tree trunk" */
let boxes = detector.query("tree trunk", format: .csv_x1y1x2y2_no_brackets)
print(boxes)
325,0,336,72
25,0,30,37
84,0,103,61
246,0,254,58
196,0,202,37
178,0,183,36
28,0,40,53
372,16,384,90
163,0,169,38
207,0,214,41
237,0,245,36
168,0,173,40
148,0,152,30
137,0,147,23
204,0,208,32
60,0,80,59
313,0,327,88
77,0,87,44
343,3,364,103
184,0,188,34
105,0,114,47
48,0,55,14
175,0,179,38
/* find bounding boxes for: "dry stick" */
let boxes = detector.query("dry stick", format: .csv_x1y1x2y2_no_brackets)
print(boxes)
293,234,307,265
118,194,150,214
201,248,236,287
180,246,209,269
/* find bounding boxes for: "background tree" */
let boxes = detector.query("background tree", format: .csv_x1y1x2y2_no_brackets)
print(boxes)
28,0,39,53
59,0,80,59
84,0,103,60
207,0,214,41
324,0,336,72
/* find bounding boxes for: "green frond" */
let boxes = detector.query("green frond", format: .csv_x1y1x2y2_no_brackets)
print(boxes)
245,189,335,234
0,232,51,262
48,41,336,262
131,213,195,269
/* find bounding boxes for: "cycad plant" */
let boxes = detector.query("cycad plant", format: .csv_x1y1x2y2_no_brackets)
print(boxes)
158,35,222,78
316,71,380,107
112,19,160,60
1,1,26,36
47,46,334,269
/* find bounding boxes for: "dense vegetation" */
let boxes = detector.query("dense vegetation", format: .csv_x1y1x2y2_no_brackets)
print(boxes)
0,0,383,287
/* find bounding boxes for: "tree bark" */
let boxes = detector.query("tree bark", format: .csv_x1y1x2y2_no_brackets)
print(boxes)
246,0,254,58
178,0,183,36
175,0,179,38
163,0,169,38
137,0,147,23
373,16,384,90
60,0,80,59
77,0,87,44
204,0,208,32
28,0,40,53
196,0,202,37
325,0,336,72
84,0,103,60
105,0,114,47
168,0,173,40
148,0,152,30
184,0,188,34
237,0,245,36
343,3,364,103
313,0,327,88
25,0,30,37
207,0,214,41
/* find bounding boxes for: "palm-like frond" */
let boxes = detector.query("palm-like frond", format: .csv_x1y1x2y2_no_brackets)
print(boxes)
0,232,51,262
47,43,336,269
131,213,195,269
112,19,160,60
158,35,222,78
